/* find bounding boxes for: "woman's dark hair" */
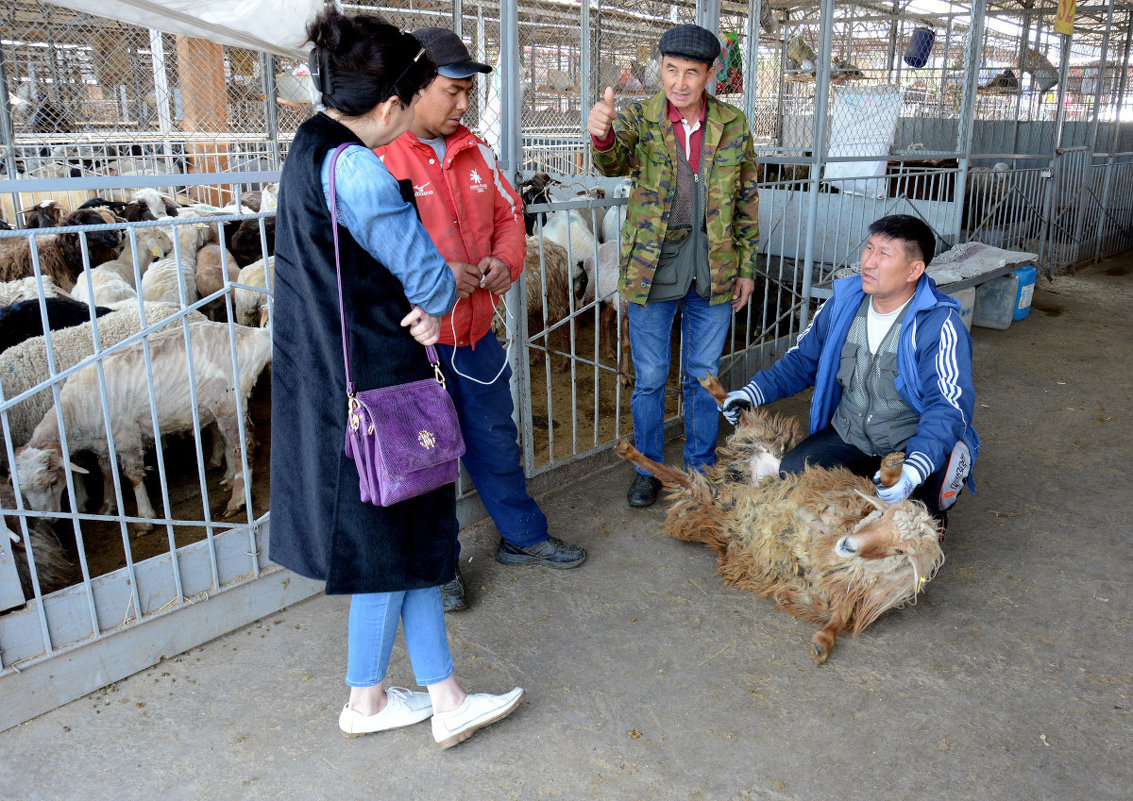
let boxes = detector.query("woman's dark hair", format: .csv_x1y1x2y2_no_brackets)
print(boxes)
867,214,936,266
307,8,436,116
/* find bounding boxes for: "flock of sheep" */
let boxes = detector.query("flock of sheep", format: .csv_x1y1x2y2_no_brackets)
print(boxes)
0,187,278,599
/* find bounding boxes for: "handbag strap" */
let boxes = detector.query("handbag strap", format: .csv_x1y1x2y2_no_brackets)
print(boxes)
327,143,442,397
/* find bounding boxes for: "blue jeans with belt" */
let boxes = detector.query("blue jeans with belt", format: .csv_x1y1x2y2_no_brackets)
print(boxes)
436,335,548,547
626,286,733,472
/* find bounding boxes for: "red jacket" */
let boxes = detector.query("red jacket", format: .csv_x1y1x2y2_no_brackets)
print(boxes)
376,126,526,347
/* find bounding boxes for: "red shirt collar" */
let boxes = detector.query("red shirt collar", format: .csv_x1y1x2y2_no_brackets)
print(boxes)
667,95,708,127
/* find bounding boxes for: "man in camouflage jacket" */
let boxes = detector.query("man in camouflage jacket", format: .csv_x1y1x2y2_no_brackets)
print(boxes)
587,23,760,508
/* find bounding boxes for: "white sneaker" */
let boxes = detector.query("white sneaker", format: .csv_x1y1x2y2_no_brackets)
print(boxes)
431,687,525,749
338,687,433,738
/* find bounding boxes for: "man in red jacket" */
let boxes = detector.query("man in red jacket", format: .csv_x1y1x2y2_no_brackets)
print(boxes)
376,27,586,611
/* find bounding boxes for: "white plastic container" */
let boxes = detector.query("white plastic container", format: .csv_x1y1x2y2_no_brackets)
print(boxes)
944,286,976,331
972,273,1019,330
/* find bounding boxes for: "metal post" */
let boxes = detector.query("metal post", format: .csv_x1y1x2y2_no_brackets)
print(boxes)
744,0,761,125
798,0,836,331
697,0,722,95
499,0,521,176
952,0,988,244
581,0,591,132
1093,9,1132,262
0,45,20,188
1079,0,1116,261
1010,10,1031,155
149,29,176,175
885,1,899,83
452,0,463,38
1037,30,1074,272
261,53,280,171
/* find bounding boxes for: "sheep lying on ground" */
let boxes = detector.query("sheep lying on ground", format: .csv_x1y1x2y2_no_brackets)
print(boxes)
14,321,272,531
0,208,124,292
616,377,944,665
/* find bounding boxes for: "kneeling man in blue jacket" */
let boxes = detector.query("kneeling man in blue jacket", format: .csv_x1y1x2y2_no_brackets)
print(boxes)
720,214,978,526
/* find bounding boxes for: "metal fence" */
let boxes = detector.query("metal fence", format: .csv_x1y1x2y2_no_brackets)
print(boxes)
1,0,1132,730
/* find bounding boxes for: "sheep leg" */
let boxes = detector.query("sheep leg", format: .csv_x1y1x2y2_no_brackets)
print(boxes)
554,324,571,373
119,452,156,533
614,439,692,490
811,609,846,666
214,412,251,517
599,301,617,359
697,373,728,404
96,463,119,516
618,305,632,387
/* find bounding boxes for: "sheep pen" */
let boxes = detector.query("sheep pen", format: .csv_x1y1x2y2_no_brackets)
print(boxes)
616,376,944,665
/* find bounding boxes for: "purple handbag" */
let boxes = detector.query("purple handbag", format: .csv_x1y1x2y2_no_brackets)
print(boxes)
329,143,465,507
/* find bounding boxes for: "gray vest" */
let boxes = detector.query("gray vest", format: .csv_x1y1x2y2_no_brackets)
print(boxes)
831,298,921,455
648,132,711,301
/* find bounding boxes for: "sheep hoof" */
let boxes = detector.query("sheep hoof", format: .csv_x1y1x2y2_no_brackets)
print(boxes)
810,641,830,665
132,522,154,536
224,501,246,518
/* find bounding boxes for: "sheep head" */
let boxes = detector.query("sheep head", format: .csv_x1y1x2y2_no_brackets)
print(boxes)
13,443,89,513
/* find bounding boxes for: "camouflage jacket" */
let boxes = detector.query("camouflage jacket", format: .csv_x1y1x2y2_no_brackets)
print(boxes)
591,91,759,306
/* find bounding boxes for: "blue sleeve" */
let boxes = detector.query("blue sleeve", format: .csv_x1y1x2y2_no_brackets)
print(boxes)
321,145,456,316
903,308,977,484
747,298,832,404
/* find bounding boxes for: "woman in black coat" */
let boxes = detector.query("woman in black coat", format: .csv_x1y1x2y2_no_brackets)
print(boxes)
269,8,523,748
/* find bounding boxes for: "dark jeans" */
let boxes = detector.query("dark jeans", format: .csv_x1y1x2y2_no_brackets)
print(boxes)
780,426,951,520
437,336,548,548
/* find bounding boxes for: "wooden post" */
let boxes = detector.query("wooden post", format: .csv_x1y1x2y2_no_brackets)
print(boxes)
175,36,230,205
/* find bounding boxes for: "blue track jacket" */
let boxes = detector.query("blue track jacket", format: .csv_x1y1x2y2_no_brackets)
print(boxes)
743,274,979,490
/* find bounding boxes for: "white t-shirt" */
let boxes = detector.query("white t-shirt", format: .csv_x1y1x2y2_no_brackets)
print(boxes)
419,135,446,163
867,297,913,355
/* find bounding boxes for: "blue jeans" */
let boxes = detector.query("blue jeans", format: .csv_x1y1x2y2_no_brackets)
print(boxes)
437,336,548,547
626,287,733,472
346,587,454,687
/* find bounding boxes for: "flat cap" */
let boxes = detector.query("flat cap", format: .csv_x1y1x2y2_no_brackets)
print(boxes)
412,27,492,79
659,24,721,65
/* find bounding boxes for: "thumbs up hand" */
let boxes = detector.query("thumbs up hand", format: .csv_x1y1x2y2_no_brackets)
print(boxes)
587,86,617,140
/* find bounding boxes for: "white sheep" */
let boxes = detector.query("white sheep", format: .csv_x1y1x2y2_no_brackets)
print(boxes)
580,240,631,384
538,210,592,288
92,225,173,288
70,267,137,307
14,321,272,531
0,276,68,307
0,303,203,460
233,256,275,327
600,179,632,245
141,223,207,305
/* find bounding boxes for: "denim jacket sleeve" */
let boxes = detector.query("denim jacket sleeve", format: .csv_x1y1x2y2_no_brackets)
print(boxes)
321,145,456,317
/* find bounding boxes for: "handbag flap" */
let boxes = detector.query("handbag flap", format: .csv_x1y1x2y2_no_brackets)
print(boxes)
352,379,466,471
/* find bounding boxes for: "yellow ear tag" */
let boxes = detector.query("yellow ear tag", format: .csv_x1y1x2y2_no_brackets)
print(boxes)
151,248,163,258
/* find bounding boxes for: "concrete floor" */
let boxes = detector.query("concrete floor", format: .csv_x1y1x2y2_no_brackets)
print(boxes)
2,257,1130,801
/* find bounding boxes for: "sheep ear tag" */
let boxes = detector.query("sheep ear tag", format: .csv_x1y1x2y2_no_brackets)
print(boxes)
68,462,90,475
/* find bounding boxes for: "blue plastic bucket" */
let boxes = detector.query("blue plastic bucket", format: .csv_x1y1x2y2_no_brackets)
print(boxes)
904,27,935,69
1012,264,1037,320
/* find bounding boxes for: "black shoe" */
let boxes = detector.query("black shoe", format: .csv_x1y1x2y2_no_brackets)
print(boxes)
440,564,469,612
495,535,586,569
627,474,662,508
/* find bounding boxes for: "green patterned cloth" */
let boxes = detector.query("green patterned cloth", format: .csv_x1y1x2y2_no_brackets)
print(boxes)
591,90,760,306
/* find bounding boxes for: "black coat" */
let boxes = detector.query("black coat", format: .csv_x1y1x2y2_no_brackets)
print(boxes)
268,114,457,595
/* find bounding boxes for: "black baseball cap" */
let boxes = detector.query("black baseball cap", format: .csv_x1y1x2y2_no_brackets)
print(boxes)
412,27,492,79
